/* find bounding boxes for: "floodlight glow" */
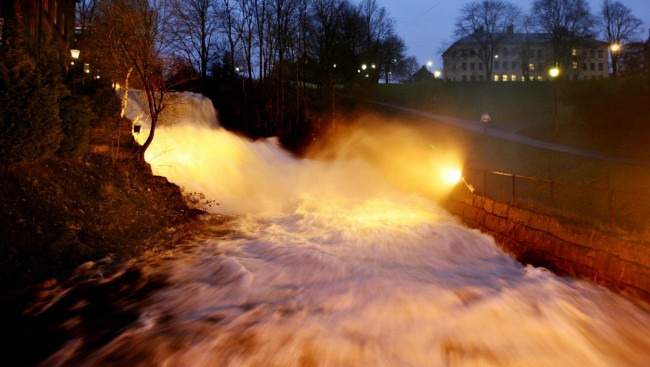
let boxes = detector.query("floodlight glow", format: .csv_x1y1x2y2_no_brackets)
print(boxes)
441,167,462,185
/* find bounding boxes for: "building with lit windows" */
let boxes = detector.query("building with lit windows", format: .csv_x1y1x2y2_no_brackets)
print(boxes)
442,27,610,82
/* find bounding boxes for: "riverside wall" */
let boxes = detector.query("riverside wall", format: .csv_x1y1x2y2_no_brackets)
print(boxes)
443,187,650,304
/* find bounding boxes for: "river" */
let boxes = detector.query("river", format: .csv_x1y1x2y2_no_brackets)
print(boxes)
9,93,650,366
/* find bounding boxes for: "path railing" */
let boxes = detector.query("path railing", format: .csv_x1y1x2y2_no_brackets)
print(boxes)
462,167,648,231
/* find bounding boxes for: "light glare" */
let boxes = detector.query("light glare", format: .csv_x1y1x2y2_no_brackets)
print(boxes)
441,167,462,185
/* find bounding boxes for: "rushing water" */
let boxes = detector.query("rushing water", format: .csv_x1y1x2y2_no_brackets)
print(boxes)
12,93,650,366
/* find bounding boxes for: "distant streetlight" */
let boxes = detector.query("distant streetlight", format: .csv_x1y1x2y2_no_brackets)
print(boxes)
549,66,560,133
427,60,433,71
434,70,441,79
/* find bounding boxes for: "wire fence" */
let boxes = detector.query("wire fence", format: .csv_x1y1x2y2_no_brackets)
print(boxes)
462,167,649,231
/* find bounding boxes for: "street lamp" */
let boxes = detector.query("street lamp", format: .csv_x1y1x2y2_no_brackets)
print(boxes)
70,48,80,95
610,43,621,78
549,66,560,133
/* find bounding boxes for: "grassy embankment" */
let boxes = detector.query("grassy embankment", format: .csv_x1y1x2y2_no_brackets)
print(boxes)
357,78,650,232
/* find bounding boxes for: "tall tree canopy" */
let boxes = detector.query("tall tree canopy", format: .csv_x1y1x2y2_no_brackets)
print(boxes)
599,0,643,77
454,0,522,80
531,0,595,67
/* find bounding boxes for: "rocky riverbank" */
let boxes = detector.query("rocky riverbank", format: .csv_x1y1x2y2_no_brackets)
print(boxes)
0,120,201,298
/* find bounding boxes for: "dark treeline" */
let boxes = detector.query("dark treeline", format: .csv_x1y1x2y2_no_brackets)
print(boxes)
73,0,420,153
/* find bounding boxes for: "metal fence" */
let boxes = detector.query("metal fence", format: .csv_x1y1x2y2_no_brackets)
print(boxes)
462,167,648,231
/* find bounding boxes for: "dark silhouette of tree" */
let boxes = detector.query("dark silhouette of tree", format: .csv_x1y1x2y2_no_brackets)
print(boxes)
598,0,642,78
454,0,522,81
531,0,595,69
169,0,221,78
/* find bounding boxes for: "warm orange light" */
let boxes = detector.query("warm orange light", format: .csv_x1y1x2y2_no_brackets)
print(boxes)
70,49,80,59
549,67,560,78
610,43,621,53
441,166,462,185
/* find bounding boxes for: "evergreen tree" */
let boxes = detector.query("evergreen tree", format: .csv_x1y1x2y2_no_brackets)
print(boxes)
0,21,64,164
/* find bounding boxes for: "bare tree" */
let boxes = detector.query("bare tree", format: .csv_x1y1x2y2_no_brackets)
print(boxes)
93,0,174,161
358,0,394,80
378,34,406,84
599,0,642,77
76,0,99,34
531,0,595,68
169,0,221,77
454,0,522,80
218,0,241,75
398,56,419,83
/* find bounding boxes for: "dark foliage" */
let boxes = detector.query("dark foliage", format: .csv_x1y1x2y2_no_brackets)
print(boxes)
0,21,64,164
57,95,97,159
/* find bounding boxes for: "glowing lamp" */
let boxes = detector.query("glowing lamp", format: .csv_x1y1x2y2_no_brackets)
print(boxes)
610,43,620,53
549,67,560,78
133,121,142,134
441,167,462,185
70,49,80,59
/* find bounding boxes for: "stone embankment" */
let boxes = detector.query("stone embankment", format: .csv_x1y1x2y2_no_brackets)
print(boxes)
444,187,650,304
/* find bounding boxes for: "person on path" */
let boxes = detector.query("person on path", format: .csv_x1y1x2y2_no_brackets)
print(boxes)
480,112,491,133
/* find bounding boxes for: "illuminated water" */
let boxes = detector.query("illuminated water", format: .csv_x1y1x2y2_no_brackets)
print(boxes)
25,93,650,366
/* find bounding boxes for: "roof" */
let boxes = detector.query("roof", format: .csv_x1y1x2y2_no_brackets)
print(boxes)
443,31,608,56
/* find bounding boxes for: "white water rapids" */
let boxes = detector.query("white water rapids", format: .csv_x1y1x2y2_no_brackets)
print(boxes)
32,92,650,366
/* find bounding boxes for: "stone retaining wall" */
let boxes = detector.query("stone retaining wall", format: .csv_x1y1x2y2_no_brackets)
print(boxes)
443,187,650,304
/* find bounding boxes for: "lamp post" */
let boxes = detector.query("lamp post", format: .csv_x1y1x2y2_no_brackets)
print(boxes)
610,43,621,78
70,48,80,95
549,66,560,133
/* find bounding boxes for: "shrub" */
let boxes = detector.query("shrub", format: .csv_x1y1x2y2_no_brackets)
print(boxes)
57,95,96,158
0,21,63,164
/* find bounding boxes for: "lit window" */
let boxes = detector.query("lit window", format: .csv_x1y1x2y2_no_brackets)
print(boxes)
572,49,577,56
494,75,500,81
529,63,535,71
511,74,517,81
502,74,508,81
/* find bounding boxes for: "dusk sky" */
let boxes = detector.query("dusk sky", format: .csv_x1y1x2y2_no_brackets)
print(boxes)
375,0,650,69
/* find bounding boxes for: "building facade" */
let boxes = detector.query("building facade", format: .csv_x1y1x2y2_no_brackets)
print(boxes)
442,28,610,82
1,0,78,66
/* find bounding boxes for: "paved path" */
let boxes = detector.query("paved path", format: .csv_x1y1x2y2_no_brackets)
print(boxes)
368,100,650,168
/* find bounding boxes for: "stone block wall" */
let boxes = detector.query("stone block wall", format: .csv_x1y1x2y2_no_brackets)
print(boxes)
443,187,650,304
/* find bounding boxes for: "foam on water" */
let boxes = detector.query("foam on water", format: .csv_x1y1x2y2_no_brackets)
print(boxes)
39,91,650,366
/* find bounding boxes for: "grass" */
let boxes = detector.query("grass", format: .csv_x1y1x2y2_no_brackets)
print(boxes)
349,78,650,233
